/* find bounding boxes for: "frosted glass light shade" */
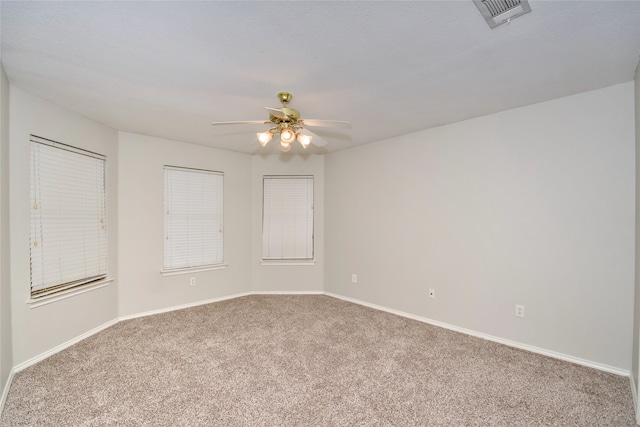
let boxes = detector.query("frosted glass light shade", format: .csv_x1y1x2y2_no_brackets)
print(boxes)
257,131,273,146
297,133,312,148
279,141,292,152
280,128,296,144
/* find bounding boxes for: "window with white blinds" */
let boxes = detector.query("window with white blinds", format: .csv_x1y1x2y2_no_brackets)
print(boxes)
164,166,224,271
29,135,108,299
262,176,314,260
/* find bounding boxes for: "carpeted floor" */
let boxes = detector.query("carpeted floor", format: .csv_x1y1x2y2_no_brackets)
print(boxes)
1,295,636,426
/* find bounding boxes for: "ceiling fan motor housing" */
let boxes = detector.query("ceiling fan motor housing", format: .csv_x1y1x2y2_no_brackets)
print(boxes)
211,91,351,150
277,92,293,106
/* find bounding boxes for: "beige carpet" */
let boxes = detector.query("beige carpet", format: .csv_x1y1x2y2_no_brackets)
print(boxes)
1,295,636,426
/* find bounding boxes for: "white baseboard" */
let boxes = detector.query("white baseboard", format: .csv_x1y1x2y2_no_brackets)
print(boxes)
118,292,252,321
1,317,119,415
12,318,120,373
3,290,632,418
324,292,631,377
1,293,255,414
0,368,15,417
630,374,639,424
251,290,324,295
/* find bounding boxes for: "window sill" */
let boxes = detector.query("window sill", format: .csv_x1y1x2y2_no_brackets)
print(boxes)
161,264,227,276
261,260,315,266
27,278,114,308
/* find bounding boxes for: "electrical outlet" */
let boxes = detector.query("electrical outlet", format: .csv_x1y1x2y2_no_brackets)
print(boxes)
190,277,196,286
351,274,358,283
515,304,525,318
428,289,435,299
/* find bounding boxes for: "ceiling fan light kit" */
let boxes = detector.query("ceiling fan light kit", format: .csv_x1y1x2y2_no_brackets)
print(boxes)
279,141,292,152
297,133,312,149
256,130,273,146
280,127,297,144
212,92,351,152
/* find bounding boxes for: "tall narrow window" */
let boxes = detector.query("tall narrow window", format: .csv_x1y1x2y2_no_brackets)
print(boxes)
30,135,108,299
164,166,224,271
262,175,314,260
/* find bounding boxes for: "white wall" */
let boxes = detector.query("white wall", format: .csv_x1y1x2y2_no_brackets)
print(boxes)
0,65,12,398
251,154,324,293
8,87,119,366
325,82,636,371
117,132,252,317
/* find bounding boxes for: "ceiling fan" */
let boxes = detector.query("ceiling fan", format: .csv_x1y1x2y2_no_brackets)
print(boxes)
211,92,351,152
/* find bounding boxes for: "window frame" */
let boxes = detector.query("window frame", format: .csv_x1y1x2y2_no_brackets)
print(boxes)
28,135,109,302
162,165,225,275
262,175,314,263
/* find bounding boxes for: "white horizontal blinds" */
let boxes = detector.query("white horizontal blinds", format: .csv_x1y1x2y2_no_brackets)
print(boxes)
262,176,314,260
30,136,107,298
164,166,224,270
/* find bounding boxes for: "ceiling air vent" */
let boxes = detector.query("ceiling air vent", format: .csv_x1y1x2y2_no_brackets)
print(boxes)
473,0,531,28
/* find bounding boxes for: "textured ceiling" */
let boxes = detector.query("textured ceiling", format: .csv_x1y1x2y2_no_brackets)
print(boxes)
1,1,639,154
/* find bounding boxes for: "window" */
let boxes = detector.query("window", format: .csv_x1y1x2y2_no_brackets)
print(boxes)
30,135,108,299
262,175,314,261
163,166,224,272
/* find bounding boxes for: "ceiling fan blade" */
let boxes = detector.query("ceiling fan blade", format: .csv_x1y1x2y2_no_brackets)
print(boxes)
300,129,329,147
211,120,269,126
264,107,285,118
300,119,351,129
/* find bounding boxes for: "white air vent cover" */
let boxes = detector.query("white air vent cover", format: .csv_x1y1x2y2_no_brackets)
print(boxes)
473,0,531,28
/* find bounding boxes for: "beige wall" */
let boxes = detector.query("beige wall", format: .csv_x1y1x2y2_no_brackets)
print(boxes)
251,154,324,293
8,87,119,366
117,132,252,317
325,82,635,371
0,79,636,395
0,64,12,399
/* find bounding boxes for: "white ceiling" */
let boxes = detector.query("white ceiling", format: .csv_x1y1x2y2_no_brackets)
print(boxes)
1,1,639,154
